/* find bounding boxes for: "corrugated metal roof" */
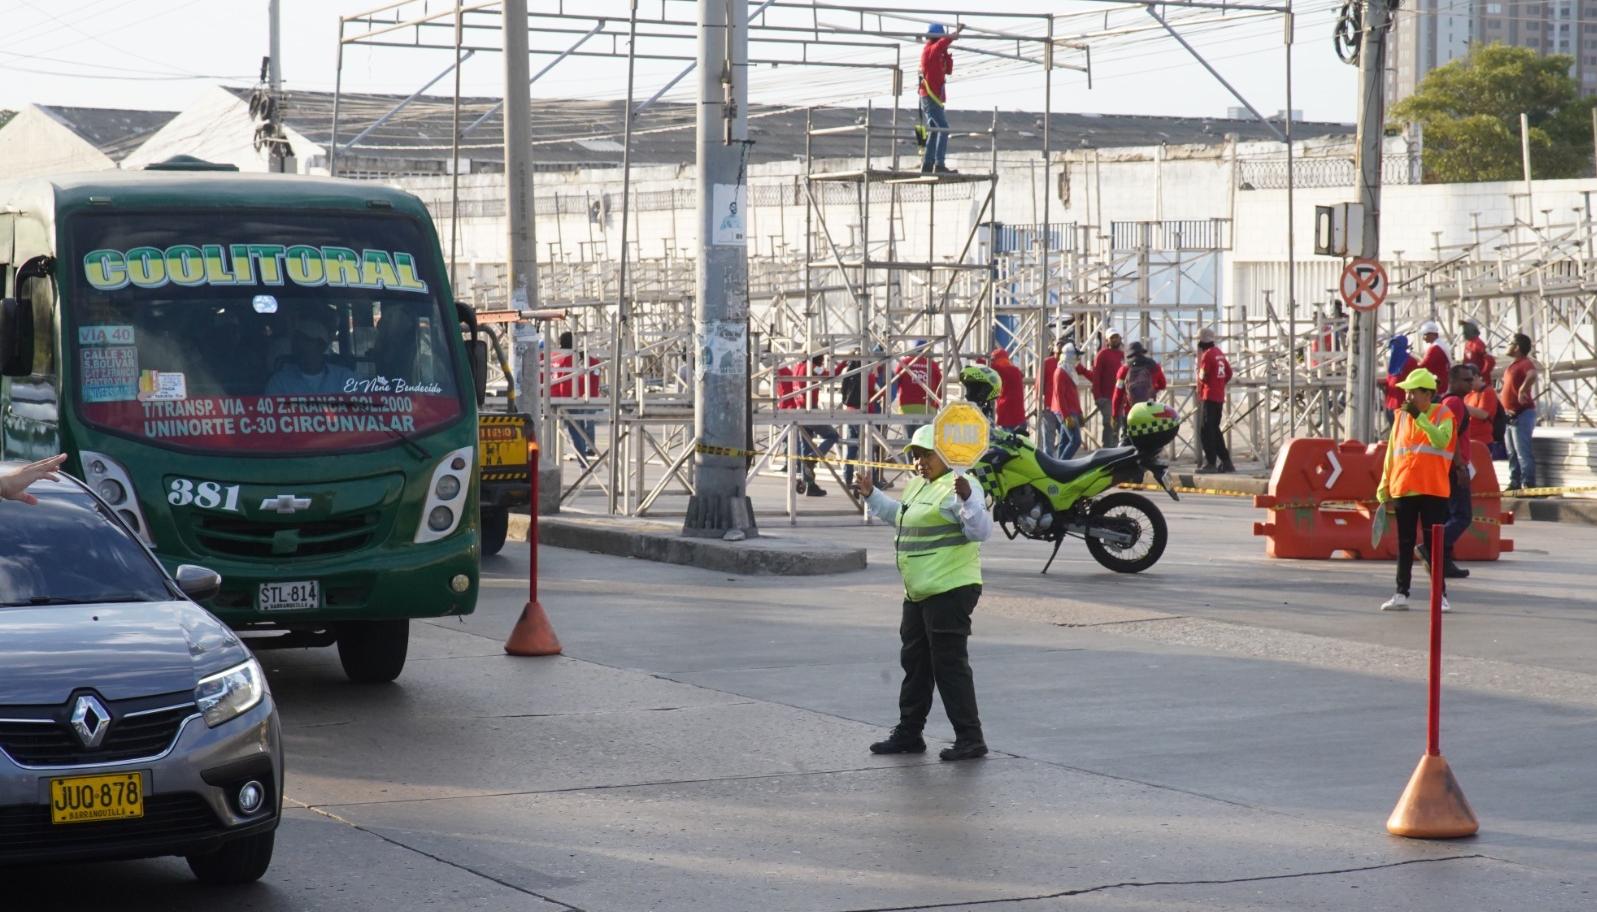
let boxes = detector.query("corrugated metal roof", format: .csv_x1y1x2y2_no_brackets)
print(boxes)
36,105,178,162
223,87,1354,169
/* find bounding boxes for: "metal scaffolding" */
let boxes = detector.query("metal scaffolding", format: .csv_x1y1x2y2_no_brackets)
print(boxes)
327,1,1597,521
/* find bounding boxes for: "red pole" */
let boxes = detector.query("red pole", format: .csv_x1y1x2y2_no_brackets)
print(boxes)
1427,521,1443,756
529,442,539,604
504,438,561,656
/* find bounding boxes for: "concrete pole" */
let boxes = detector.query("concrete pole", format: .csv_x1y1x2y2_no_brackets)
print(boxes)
683,0,757,538
268,0,286,173
1038,15,1053,441
1345,0,1390,444
503,0,543,444
1284,4,1297,437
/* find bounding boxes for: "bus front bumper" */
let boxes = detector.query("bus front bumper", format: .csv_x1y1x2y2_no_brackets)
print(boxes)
178,535,479,629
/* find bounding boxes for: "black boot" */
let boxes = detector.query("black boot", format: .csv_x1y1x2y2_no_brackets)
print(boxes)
1443,559,1470,579
938,741,988,762
869,729,926,755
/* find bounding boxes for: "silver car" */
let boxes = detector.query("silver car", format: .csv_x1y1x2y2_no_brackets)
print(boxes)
0,469,282,883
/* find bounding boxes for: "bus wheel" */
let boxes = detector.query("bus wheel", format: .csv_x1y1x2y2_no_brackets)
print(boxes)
336,619,409,683
481,507,509,557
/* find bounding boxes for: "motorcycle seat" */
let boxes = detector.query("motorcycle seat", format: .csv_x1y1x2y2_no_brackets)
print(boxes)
1034,445,1140,484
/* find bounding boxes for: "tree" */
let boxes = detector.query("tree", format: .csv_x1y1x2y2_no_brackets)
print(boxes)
1390,43,1596,183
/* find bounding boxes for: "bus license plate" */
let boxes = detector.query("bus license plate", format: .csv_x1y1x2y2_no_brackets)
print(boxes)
50,772,144,825
259,580,319,611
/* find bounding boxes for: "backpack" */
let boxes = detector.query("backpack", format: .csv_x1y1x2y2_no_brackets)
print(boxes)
1491,401,1509,444
1124,356,1157,402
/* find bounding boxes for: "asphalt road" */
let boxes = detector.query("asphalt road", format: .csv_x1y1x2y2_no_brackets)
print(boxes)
18,492,1597,911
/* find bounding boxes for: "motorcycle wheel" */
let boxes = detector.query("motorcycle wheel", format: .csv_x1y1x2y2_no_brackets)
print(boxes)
1083,491,1168,573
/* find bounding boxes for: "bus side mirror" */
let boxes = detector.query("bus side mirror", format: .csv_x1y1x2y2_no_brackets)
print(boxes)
467,338,488,406
0,298,35,377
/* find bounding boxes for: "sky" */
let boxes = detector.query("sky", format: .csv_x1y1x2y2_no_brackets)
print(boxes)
0,0,1359,125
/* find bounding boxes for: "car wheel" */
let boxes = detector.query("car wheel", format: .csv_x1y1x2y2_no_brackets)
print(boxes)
336,619,410,683
187,830,275,884
481,507,509,557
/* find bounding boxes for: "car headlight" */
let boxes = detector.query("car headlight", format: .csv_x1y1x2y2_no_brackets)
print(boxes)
195,659,265,728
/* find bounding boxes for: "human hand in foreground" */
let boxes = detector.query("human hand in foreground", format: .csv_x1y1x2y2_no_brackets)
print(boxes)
0,454,66,505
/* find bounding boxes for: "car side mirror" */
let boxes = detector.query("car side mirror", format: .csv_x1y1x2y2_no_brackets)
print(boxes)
173,564,223,602
0,298,34,377
467,338,488,406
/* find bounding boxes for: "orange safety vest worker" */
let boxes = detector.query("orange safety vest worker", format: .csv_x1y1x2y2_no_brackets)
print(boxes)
1379,403,1456,500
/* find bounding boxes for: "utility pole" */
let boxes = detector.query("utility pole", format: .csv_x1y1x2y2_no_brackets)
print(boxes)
265,0,290,172
683,0,757,539
503,0,542,442
1345,0,1391,443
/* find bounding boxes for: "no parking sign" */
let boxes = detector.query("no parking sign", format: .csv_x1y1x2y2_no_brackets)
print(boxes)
1339,258,1389,312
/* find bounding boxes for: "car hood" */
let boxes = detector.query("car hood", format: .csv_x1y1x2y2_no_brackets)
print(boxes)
0,601,249,705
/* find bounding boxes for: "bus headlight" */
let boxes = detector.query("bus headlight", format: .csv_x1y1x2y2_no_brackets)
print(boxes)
81,451,152,545
428,506,454,532
414,445,473,544
435,475,461,500
97,479,126,505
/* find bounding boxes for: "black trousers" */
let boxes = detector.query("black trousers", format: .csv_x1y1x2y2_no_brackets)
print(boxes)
898,584,983,743
1394,494,1449,596
1442,470,1472,556
1199,400,1231,467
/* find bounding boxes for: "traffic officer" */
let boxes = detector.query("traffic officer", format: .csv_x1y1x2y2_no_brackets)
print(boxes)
854,425,992,761
1376,368,1457,613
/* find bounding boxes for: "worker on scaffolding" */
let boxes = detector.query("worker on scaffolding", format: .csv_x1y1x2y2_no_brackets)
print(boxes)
918,22,965,175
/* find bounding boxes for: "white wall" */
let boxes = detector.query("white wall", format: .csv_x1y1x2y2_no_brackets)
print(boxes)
0,105,113,177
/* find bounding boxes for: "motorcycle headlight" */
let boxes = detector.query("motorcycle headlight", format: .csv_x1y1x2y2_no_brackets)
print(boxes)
195,659,265,728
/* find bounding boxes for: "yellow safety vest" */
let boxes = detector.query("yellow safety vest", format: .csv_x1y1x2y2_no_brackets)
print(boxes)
894,473,981,601
1386,404,1454,499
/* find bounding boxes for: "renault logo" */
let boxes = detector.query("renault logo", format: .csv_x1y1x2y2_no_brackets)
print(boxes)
260,494,312,514
70,695,111,749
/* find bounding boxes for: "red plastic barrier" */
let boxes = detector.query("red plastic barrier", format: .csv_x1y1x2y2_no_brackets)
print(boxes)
1452,440,1514,561
1252,438,1387,559
1252,437,1512,561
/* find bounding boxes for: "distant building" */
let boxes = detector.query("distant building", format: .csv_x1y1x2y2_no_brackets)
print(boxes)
1390,0,1597,104
0,104,175,177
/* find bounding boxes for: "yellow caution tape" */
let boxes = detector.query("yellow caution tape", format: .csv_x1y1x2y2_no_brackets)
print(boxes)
1122,482,1253,498
695,441,911,472
1500,484,1597,498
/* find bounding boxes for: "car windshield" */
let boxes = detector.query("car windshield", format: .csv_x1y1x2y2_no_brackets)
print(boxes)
0,490,173,606
66,211,464,455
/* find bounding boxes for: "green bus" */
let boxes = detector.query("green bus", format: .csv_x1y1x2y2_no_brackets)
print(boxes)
0,161,488,682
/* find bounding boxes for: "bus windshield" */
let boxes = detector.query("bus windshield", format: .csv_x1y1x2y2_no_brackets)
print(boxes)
66,211,464,455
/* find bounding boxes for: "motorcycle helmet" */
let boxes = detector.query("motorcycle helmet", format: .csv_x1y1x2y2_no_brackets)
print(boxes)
959,364,1001,405
1124,401,1180,456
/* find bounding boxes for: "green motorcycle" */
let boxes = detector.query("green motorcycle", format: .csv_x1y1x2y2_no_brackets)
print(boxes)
961,368,1180,574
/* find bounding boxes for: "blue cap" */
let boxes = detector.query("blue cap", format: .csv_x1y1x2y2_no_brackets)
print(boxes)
927,23,946,36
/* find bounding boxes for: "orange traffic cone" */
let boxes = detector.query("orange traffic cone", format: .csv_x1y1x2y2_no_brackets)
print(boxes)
1386,753,1478,838
504,599,562,656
